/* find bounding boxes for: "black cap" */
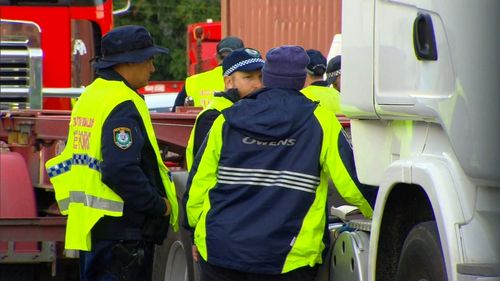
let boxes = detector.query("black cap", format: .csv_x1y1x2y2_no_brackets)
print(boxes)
326,55,341,86
93,25,169,70
305,49,327,76
217,36,244,57
222,48,265,76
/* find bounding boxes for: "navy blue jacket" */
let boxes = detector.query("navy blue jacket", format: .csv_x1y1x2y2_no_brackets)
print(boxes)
184,87,377,274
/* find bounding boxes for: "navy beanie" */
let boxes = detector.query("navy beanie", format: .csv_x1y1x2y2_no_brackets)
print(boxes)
262,45,309,90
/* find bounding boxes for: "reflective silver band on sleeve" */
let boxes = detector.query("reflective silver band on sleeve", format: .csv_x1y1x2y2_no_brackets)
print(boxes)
57,191,123,213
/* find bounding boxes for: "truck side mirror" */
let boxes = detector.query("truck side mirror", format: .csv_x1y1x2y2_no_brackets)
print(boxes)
113,0,131,16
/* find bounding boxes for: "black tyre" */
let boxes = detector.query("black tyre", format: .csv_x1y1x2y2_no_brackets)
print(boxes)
152,171,199,281
153,224,197,281
395,221,448,281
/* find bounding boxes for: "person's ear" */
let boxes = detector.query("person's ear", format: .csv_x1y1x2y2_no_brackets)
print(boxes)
224,76,233,89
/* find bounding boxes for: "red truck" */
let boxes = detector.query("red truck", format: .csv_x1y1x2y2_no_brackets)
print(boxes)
0,1,217,279
140,20,221,112
186,20,221,76
1,0,115,278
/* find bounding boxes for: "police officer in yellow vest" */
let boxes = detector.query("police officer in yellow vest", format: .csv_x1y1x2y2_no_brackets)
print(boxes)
185,48,265,171
45,25,178,281
301,49,342,114
184,46,377,281
173,36,245,111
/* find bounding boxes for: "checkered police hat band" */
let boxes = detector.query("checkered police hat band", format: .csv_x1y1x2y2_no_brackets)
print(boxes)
224,58,266,76
327,70,341,78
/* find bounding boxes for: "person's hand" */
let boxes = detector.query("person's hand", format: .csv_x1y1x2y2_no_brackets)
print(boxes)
163,198,171,216
192,245,199,262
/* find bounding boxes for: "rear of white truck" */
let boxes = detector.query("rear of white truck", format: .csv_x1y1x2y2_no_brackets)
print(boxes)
339,0,500,280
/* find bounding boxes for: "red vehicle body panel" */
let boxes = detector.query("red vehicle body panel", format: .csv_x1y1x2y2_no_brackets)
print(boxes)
186,21,222,76
0,110,196,259
0,0,113,110
0,151,38,253
0,152,37,218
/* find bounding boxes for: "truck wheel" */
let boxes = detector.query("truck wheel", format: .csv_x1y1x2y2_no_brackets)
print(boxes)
152,224,197,281
395,221,447,281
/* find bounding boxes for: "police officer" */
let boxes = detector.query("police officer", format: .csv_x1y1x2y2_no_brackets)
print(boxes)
185,48,265,170
45,25,178,281
326,55,341,92
184,46,377,281
301,49,342,114
173,36,244,111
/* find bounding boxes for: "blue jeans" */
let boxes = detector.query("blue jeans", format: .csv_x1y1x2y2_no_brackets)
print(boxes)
80,240,154,281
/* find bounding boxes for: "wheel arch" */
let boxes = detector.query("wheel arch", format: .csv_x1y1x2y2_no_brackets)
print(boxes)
368,158,464,281
374,183,435,281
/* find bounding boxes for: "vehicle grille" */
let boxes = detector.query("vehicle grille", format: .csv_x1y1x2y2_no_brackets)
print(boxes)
0,41,42,110
1,45,30,87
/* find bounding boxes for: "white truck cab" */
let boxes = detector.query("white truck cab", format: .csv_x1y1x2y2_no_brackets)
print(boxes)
336,0,500,280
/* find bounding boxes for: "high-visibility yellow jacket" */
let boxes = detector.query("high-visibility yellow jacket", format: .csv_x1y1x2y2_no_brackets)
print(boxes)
184,87,377,274
45,78,178,251
301,84,342,114
185,95,234,170
185,66,225,108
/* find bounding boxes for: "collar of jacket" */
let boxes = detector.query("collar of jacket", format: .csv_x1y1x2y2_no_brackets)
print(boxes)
95,68,144,99
214,88,241,103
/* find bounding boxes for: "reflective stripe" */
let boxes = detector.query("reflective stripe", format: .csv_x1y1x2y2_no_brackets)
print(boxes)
47,159,72,178
57,191,123,213
219,166,320,181
218,166,320,193
327,69,341,78
72,154,101,172
218,170,319,186
47,154,102,178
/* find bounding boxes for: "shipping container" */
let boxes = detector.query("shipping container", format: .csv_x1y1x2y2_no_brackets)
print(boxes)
221,0,341,56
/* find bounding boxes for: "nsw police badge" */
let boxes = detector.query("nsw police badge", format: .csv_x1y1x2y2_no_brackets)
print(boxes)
113,127,133,149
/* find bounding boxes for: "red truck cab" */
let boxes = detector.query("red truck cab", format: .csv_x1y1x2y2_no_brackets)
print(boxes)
186,20,221,76
1,0,114,110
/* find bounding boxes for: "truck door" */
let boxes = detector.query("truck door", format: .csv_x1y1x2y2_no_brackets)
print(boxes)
374,0,454,112
341,0,377,118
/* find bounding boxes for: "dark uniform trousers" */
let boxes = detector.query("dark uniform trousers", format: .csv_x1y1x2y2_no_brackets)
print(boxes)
199,259,319,281
80,240,154,281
